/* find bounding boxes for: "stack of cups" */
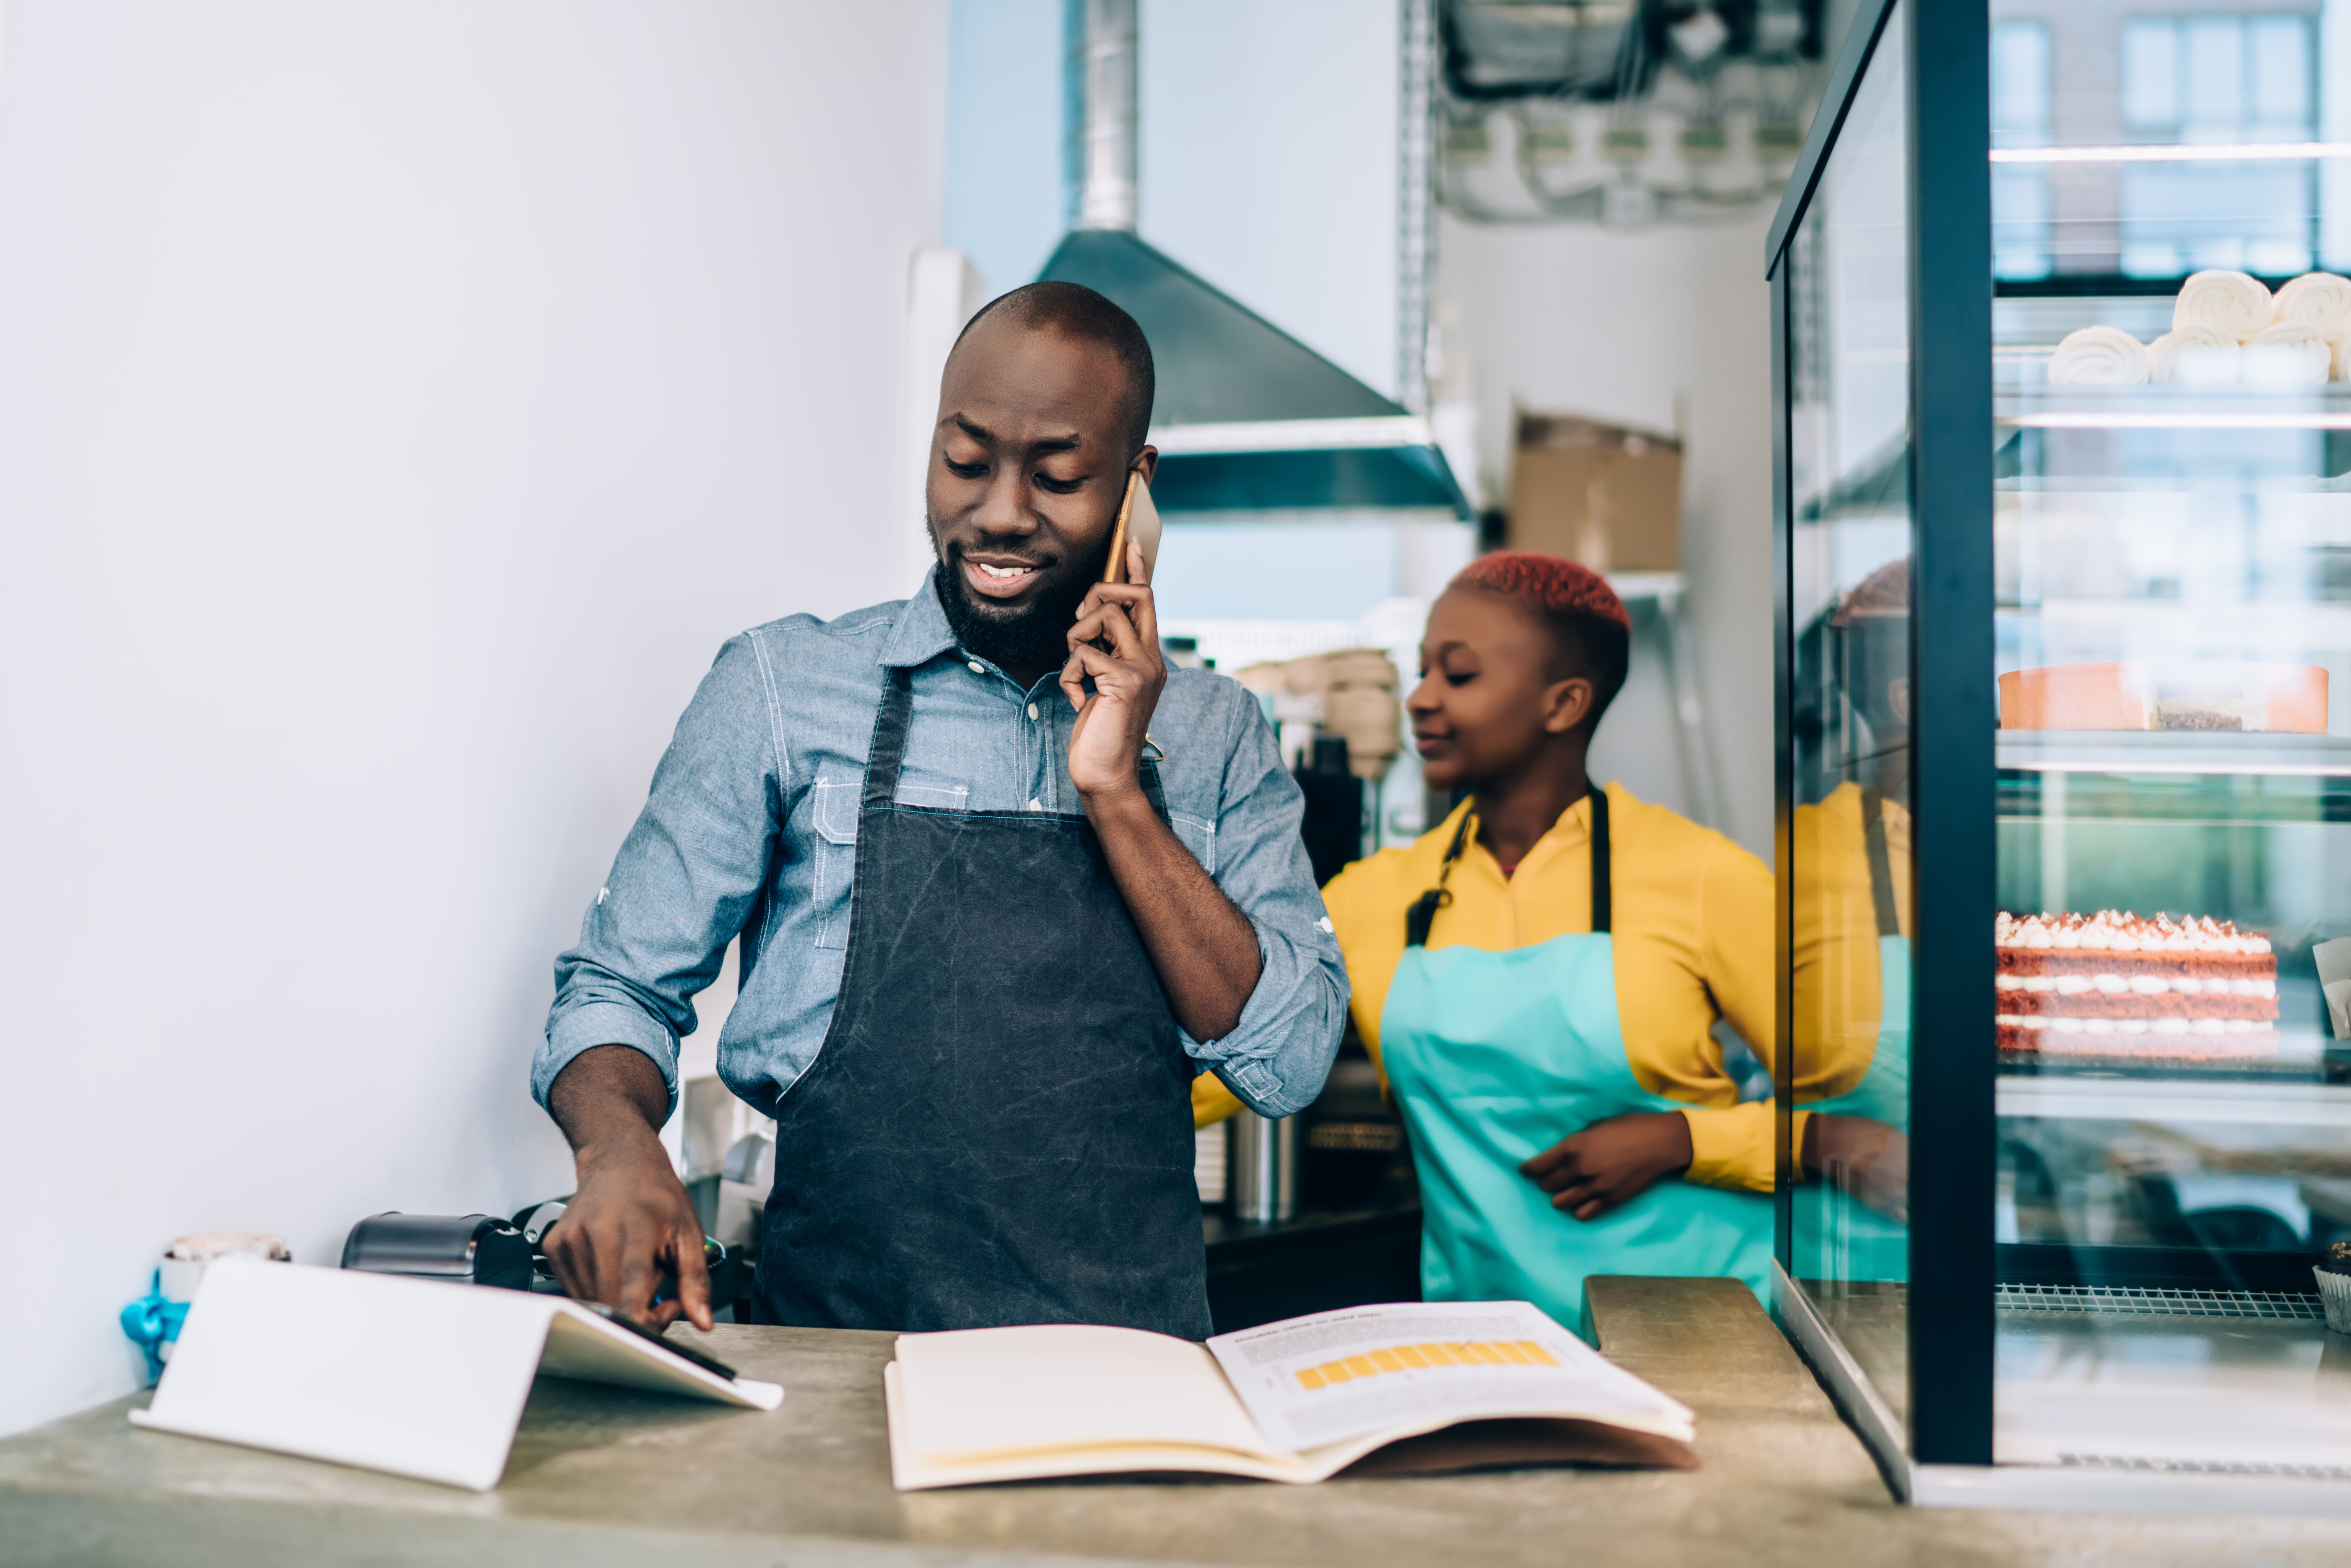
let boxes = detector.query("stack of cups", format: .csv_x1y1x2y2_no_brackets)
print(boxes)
1314,650,1405,784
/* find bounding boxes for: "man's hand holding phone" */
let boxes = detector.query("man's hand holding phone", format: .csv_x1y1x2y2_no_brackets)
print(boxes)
1061,539,1165,804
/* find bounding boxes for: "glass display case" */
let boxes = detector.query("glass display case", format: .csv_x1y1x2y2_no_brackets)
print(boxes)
1773,0,2351,1508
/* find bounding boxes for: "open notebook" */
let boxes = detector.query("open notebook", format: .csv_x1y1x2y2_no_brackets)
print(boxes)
885,1301,1696,1489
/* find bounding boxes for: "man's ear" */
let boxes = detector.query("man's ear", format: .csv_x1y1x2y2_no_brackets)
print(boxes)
1540,677,1596,736
1135,445,1159,486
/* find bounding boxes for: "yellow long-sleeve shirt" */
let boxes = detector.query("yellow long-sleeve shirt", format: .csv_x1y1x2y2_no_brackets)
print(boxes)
1195,783,1781,1192
1789,780,1909,1103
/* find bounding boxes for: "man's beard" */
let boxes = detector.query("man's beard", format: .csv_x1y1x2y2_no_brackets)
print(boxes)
931,531,1108,677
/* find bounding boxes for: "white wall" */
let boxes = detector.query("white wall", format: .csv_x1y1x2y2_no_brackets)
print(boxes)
1436,210,1780,860
0,0,948,1437
944,0,1402,400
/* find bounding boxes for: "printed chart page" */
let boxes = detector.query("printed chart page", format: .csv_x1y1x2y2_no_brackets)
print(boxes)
1206,1301,1694,1456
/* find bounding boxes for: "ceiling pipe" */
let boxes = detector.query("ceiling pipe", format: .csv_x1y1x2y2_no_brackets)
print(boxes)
1065,0,1139,232
1397,0,1436,415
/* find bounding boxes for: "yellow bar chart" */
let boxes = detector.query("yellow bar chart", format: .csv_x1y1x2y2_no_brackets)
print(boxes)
1294,1341,1558,1391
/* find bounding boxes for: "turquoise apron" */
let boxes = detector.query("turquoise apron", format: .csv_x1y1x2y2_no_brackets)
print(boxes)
1379,789,1775,1340
1789,786,1910,1284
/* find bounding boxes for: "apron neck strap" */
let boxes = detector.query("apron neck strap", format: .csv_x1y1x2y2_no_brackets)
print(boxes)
1587,785,1610,935
1404,785,1609,947
866,662,1174,821
1403,810,1475,948
1860,786,1901,939
864,668,916,810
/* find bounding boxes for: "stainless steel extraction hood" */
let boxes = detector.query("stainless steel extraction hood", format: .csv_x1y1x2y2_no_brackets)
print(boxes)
1045,1,1470,520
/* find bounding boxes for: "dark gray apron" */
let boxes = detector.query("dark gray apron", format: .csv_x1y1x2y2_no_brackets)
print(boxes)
750,664,1211,1338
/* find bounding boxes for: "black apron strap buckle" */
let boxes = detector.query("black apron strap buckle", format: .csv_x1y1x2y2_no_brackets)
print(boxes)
1402,809,1476,949
1404,887,1450,948
1402,785,1610,947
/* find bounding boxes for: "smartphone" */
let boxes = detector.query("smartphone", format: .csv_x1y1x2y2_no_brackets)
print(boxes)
578,1301,741,1382
1101,471,1162,585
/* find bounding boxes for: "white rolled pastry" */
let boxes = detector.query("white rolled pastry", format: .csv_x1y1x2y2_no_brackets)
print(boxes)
2173,270,2274,341
2046,325,2149,386
2273,272,2351,344
2242,322,2332,387
2148,325,2241,386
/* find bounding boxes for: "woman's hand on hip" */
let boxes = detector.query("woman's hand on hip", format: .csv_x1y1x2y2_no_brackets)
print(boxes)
1521,1111,1694,1221
1061,541,1164,801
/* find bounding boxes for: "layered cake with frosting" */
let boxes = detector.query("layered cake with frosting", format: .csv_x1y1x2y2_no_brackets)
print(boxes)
1997,662,2328,733
1995,910,2279,1060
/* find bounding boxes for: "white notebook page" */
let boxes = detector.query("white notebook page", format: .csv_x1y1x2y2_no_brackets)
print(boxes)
894,1324,1267,1463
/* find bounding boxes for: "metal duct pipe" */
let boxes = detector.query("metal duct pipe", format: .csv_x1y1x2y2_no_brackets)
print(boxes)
1065,0,1139,232
1397,0,1436,415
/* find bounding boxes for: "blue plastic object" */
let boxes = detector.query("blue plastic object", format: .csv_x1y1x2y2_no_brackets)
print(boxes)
119,1270,189,1383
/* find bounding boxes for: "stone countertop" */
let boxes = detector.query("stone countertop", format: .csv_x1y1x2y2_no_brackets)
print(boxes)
8,1278,2351,1567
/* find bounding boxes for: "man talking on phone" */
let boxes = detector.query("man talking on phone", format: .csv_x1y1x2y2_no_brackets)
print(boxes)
531,282,1346,1340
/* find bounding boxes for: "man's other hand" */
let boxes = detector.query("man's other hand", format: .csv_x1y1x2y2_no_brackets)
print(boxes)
544,1045,714,1330
1520,1110,1695,1221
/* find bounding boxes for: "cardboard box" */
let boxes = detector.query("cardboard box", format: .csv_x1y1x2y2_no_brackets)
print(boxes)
1505,412,1681,572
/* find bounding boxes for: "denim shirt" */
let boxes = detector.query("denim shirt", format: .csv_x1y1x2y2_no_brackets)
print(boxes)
536,570,1349,1121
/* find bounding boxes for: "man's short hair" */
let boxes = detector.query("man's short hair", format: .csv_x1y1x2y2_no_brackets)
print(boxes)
953,281,1156,464
1452,552,1633,731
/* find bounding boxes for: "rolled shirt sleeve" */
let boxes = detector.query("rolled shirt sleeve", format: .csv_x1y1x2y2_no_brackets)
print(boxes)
533,635,778,1117
1174,692,1349,1119
1681,1102,1776,1193
1676,832,1782,1194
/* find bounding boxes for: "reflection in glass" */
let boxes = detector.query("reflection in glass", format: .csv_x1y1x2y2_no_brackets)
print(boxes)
1991,21,2051,281
1991,1,2325,281
1784,0,1913,1431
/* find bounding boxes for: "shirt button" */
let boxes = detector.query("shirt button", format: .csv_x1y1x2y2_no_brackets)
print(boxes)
1028,799,1043,811
966,660,986,675
1027,703,1040,721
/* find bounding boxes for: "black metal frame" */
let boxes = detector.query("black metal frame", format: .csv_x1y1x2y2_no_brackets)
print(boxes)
1767,0,1995,1470
1771,251,1795,1281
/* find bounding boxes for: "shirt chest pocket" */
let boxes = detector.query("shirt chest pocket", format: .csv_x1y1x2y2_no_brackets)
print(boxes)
809,771,970,949
1148,761,1217,875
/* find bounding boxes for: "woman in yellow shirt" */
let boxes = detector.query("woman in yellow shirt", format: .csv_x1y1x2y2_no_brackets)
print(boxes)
1205,554,1778,1329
